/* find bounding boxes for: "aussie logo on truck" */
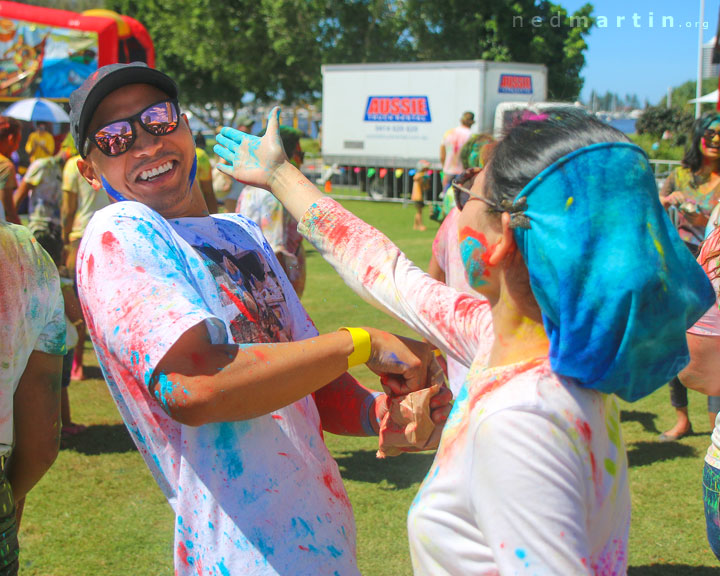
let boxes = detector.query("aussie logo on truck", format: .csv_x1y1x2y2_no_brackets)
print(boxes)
498,74,533,95
364,96,431,122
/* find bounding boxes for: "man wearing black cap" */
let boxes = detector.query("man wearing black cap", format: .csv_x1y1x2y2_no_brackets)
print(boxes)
69,63,450,575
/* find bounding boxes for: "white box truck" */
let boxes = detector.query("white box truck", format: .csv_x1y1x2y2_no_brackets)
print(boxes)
321,60,548,170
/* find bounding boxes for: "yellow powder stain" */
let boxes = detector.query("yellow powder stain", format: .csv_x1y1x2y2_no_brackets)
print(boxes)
565,196,574,210
646,222,668,291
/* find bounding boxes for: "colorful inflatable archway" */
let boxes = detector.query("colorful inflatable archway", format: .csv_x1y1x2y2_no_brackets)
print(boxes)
0,1,155,100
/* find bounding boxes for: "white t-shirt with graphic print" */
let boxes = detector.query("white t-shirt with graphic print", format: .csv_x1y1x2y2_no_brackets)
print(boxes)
77,201,358,576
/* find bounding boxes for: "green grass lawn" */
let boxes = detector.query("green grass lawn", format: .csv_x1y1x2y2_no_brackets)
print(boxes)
18,200,720,575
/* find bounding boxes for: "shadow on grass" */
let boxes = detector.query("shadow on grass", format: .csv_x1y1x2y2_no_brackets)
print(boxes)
79,364,104,381
334,450,435,490
627,441,697,467
621,410,661,434
629,566,720,575
61,423,136,455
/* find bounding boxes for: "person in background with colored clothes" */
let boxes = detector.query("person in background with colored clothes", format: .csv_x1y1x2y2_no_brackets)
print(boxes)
658,112,720,441
0,221,65,574
217,106,714,575
62,133,109,382
237,126,307,296
194,133,217,213
411,160,430,231
671,226,720,559
439,111,474,191
62,133,110,276
25,122,55,165
32,226,87,437
427,136,494,394
70,63,450,576
0,117,21,224
14,143,74,238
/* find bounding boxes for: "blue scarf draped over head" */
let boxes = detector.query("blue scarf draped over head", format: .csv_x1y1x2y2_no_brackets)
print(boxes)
513,142,715,402
101,154,198,202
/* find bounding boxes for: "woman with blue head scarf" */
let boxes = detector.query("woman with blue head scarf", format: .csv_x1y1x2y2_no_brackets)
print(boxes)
215,107,715,575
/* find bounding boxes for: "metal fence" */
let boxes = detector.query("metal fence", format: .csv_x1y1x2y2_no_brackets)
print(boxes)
301,158,683,205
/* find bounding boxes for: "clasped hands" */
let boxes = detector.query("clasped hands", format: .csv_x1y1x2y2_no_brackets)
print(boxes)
356,330,453,458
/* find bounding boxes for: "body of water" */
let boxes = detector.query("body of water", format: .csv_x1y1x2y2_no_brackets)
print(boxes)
607,117,637,134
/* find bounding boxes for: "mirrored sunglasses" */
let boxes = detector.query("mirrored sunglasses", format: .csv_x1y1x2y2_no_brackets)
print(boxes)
88,99,180,157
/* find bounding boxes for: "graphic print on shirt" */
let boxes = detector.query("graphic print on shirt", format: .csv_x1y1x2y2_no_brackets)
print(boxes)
192,244,292,344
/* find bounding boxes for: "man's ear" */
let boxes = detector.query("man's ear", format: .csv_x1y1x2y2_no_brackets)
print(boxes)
487,211,516,267
77,158,103,191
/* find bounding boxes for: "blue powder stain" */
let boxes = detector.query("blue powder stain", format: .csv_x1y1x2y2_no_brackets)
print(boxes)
254,534,275,559
155,373,176,408
208,521,214,531
178,516,183,525
215,423,244,479
515,548,527,560
187,557,195,566
291,517,315,539
459,236,489,288
113,325,120,335
185,540,194,549
216,559,231,576
130,350,140,366
327,545,343,559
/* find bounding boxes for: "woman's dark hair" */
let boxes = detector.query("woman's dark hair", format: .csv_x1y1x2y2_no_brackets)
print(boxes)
194,132,207,150
33,225,63,267
486,108,629,207
682,113,720,173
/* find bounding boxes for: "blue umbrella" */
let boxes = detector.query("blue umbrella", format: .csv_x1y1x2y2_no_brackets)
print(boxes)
2,98,70,123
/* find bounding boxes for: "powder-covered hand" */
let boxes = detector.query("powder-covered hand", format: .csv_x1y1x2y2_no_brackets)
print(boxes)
364,328,445,394
214,107,287,190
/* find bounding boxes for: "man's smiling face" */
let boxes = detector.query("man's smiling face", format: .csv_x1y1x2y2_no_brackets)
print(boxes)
79,83,203,218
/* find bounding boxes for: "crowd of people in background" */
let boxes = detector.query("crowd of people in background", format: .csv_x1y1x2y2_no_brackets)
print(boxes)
2,61,720,575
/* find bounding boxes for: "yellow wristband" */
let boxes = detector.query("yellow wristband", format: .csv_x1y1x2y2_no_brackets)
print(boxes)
339,327,372,368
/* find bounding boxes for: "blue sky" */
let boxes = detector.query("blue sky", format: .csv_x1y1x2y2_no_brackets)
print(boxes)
556,0,720,105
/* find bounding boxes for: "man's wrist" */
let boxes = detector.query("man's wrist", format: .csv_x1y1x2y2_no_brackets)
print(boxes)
338,327,372,368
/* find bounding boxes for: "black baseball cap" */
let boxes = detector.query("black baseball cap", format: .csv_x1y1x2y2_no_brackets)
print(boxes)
70,62,178,158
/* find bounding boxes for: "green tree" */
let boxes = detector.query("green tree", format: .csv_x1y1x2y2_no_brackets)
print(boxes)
316,0,413,65
658,78,718,111
403,0,594,100
107,0,324,126
635,105,694,146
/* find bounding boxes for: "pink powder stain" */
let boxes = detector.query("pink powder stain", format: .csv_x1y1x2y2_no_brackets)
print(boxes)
135,265,145,273
86,254,95,279
271,414,283,420
576,418,592,444
219,284,257,324
322,471,351,507
252,349,268,362
101,230,119,251
363,265,381,285
176,540,192,568
460,226,495,274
